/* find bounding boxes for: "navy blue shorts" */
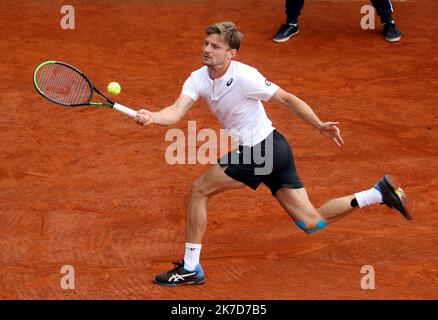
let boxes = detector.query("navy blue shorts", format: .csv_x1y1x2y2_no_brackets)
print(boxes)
218,130,303,196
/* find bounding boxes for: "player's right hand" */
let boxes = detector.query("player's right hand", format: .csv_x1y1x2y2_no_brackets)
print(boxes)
135,109,153,126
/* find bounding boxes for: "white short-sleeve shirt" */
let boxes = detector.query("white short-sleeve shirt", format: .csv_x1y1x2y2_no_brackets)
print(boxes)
181,60,279,146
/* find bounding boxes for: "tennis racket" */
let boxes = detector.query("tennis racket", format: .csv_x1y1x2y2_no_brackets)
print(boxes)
33,60,137,117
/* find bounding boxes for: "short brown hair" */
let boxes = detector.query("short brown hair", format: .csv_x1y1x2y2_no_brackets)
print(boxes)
206,21,243,51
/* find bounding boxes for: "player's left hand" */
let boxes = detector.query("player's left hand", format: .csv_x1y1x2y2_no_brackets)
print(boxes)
318,122,344,147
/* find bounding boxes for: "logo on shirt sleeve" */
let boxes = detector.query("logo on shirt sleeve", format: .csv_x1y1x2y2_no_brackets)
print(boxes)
265,78,272,86
226,78,233,86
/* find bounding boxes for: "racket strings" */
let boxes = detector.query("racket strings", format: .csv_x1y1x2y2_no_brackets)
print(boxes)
36,63,92,105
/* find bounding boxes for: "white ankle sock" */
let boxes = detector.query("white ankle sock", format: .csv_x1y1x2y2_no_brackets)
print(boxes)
183,242,202,271
354,188,383,208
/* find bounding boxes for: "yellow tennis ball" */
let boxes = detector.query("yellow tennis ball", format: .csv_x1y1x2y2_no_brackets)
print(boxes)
107,82,121,95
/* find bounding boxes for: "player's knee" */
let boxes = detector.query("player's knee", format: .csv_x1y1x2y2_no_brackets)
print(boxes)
295,219,327,234
190,177,208,199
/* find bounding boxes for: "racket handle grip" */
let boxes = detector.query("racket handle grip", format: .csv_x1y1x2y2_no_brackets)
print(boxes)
113,103,138,118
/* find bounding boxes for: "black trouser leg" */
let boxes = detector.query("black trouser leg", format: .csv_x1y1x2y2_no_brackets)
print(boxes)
370,0,395,24
285,0,305,24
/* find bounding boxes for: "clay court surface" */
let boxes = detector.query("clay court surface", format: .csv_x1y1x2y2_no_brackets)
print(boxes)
0,0,437,299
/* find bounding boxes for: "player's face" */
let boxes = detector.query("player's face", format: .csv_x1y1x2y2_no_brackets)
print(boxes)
202,34,235,68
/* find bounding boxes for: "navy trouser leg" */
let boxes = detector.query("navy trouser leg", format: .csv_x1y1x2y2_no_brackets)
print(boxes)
370,0,395,24
285,0,305,24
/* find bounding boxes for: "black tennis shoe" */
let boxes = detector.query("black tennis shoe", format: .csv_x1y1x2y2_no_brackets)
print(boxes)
153,261,205,286
374,175,412,220
383,22,401,42
273,23,299,43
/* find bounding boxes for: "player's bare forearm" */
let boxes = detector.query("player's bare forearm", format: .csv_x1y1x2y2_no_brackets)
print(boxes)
135,95,194,126
285,94,323,129
270,89,322,129
149,105,183,126
270,88,344,146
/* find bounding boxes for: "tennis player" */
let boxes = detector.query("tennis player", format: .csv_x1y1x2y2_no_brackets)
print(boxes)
135,21,411,286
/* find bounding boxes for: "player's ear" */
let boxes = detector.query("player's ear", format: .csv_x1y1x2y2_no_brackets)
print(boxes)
229,48,238,59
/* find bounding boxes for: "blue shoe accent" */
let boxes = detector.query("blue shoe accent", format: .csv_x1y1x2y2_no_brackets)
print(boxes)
374,181,383,194
192,264,204,279
154,261,205,286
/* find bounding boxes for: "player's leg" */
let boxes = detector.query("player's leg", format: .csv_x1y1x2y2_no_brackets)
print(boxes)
314,194,356,223
275,188,356,231
275,175,411,234
186,164,245,244
317,175,412,221
265,131,411,233
154,164,245,286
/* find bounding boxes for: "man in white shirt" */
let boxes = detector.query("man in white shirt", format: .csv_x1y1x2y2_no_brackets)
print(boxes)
135,21,411,286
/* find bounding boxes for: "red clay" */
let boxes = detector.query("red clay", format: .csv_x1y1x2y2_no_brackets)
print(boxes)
0,0,437,299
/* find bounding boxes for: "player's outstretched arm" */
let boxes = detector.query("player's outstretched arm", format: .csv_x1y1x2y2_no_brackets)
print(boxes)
135,94,195,126
270,88,344,147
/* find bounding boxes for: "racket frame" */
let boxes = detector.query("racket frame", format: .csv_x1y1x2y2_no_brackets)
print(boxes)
33,60,115,108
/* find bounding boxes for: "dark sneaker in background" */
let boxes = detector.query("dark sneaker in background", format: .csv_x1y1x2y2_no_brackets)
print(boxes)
273,23,299,43
383,22,401,42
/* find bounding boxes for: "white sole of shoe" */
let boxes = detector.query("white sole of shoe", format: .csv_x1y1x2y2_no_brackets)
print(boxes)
273,30,299,43
386,35,401,42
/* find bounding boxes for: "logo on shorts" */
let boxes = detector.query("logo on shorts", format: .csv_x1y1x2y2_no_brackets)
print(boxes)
265,79,272,86
226,78,233,86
